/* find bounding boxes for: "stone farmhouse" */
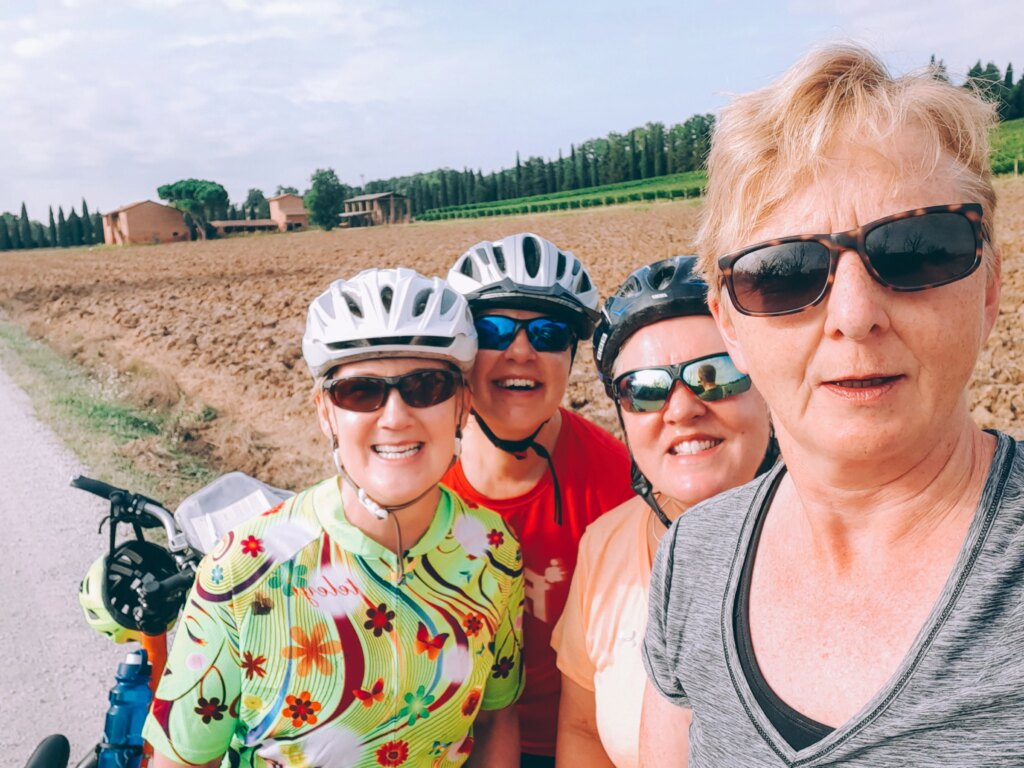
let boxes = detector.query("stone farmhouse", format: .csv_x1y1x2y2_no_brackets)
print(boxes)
102,201,189,246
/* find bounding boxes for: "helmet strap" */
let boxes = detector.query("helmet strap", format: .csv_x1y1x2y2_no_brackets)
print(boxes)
614,404,673,528
471,410,563,526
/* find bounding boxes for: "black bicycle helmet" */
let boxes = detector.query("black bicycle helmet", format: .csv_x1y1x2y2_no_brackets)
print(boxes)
593,255,709,397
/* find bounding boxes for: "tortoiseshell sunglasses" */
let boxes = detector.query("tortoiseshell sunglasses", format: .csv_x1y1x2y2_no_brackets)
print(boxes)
717,203,985,317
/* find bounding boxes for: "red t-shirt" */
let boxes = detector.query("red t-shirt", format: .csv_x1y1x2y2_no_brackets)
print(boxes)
443,408,633,756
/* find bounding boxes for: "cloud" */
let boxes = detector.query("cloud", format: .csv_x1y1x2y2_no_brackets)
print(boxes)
11,29,73,58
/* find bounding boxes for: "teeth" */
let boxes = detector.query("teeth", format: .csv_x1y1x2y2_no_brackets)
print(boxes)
833,378,887,388
497,378,538,390
671,439,722,456
374,444,421,460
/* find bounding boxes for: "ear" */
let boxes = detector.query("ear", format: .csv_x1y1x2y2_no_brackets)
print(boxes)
314,388,337,442
458,384,472,432
981,247,1002,343
708,291,750,374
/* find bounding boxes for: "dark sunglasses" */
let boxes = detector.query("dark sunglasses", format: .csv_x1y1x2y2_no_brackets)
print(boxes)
474,315,575,353
613,352,752,413
323,369,460,412
718,203,984,317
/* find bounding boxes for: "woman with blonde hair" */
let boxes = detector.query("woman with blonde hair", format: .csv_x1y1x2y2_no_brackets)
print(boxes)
641,44,1024,765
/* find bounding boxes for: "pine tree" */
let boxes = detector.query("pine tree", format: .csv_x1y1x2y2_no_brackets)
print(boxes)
58,207,68,247
81,199,94,244
19,203,35,248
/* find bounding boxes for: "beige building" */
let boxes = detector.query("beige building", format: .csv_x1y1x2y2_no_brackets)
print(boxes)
269,194,309,231
340,191,411,227
102,201,188,246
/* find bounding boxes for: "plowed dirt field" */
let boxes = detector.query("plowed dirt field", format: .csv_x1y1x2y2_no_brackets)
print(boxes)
2,185,1023,495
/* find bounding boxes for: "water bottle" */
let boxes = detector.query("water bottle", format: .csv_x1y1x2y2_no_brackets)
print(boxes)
98,649,153,768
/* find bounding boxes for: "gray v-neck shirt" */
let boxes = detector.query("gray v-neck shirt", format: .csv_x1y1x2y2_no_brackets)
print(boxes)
642,432,1024,766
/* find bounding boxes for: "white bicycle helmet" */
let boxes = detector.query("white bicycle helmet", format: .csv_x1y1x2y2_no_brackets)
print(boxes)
447,232,600,336
303,267,478,378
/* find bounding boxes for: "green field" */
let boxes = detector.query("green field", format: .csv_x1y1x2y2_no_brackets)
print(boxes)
992,118,1024,175
416,171,706,221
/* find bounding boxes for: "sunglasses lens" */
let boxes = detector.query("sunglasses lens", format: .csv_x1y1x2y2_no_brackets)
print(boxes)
616,369,674,413
526,319,573,352
325,378,387,412
730,242,831,315
682,355,751,402
475,316,516,350
866,212,979,289
397,370,458,408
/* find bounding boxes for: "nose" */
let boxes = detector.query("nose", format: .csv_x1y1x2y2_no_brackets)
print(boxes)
504,328,537,362
823,249,891,340
662,381,708,424
376,386,414,428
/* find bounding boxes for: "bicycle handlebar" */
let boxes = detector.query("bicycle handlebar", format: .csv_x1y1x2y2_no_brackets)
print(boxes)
143,568,196,602
69,475,119,501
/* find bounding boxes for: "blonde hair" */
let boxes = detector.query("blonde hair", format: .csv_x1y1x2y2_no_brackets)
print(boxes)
696,42,999,294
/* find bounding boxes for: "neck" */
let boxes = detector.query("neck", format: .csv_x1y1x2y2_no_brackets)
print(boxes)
459,409,563,496
775,420,996,561
339,477,440,554
646,494,689,560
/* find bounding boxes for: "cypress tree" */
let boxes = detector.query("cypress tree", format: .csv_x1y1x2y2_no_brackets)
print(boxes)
579,148,590,189
629,131,640,180
10,218,23,249
566,145,578,190
0,219,11,250
19,203,35,248
32,221,47,248
68,209,83,246
93,212,103,244
81,199,94,244
48,207,57,246
58,207,69,247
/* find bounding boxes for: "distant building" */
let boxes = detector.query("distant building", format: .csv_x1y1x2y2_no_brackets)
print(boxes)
102,201,188,246
340,192,411,227
209,194,309,237
269,194,309,231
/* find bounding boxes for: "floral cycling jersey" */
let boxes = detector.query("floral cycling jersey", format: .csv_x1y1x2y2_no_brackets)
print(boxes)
142,478,524,767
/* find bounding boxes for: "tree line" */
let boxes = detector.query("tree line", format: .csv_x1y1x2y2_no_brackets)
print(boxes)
0,201,103,251
361,115,715,215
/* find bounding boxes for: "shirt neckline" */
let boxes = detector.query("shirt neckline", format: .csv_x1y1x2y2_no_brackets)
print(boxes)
312,477,455,562
719,432,1015,764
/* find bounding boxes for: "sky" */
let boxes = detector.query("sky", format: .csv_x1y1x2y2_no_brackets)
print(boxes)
1,0,1021,218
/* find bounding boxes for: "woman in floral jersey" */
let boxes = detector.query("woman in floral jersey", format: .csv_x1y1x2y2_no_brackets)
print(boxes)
144,268,524,767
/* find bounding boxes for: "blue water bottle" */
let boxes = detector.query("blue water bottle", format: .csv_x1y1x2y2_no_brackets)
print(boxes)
98,649,153,768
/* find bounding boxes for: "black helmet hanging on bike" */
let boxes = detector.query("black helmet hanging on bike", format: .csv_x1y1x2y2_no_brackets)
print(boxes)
79,540,181,643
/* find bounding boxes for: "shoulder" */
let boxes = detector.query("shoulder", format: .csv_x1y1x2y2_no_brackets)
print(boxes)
443,486,523,573
576,496,646,571
560,408,629,457
196,479,328,596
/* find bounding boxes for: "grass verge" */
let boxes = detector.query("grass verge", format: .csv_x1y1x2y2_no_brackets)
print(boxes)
0,312,218,506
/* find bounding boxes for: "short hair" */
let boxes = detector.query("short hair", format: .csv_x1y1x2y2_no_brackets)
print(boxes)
697,363,717,385
695,42,999,295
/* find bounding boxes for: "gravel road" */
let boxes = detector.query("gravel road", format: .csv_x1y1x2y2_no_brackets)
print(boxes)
0,363,126,762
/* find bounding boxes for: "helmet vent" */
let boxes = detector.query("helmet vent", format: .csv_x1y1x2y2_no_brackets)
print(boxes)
475,247,490,265
556,251,567,279
493,244,506,272
440,288,457,314
578,272,593,294
412,289,432,317
650,265,676,291
618,276,642,298
459,257,476,279
343,292,363,318
522,236,541,277
380,286,394,313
